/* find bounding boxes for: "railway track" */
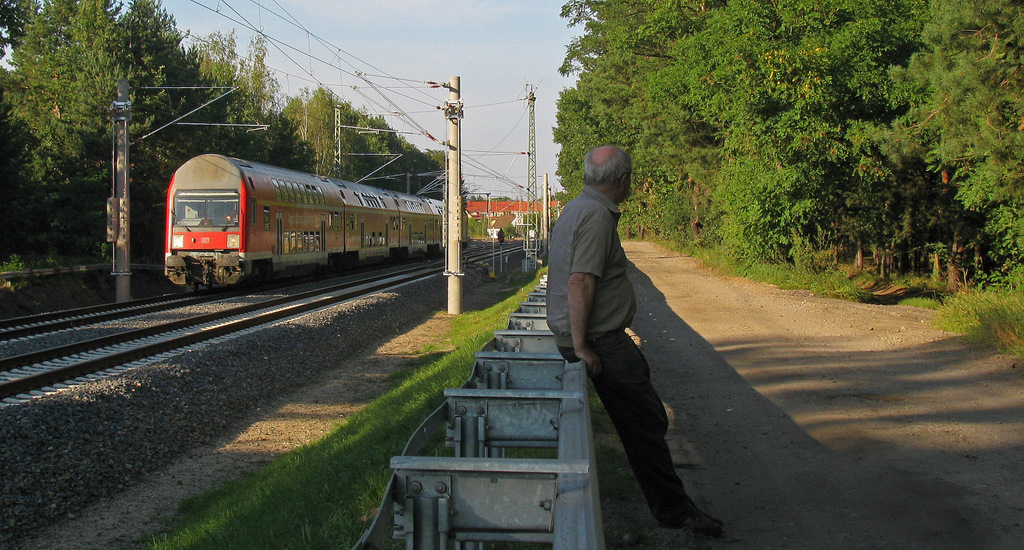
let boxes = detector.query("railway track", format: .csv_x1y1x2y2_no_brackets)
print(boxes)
0,246,508,406
0,257,436,341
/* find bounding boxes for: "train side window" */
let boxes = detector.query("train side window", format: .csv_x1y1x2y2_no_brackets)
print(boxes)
264,206,271,231
347,213,355,230
250,198,257,225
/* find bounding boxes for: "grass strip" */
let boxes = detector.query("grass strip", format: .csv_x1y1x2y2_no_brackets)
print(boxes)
146,272,542,550
936,289,1024,357
650,239,871,302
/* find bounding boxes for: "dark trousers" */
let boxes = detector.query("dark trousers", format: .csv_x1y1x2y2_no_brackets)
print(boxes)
558,330,694,525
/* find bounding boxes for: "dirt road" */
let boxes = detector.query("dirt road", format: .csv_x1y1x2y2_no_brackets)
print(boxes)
624,241,1023,549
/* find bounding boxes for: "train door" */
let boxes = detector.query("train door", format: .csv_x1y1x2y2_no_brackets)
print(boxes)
275,211,283,257
320,214,326,253
360,217,366,257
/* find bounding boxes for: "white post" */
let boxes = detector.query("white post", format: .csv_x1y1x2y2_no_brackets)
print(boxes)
445,76,463,315
542,173,550,256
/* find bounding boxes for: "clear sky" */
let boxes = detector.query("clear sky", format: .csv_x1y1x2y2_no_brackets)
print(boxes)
159,0,581,197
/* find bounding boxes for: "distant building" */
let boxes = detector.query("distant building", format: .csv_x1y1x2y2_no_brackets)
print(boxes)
465,200,560,229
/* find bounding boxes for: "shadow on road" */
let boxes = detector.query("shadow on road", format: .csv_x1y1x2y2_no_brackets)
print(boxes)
624,259,1020,550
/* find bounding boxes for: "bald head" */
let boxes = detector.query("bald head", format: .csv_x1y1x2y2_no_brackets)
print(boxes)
584,146,632,186
584,145,632,204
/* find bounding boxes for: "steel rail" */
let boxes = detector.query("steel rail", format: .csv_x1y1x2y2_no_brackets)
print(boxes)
0,258,442,340
0,269,426,400
0,291,223,340
0,248,501,401
0,241,504,339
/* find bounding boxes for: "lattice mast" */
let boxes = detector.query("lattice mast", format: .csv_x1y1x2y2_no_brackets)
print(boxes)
524,86,539,270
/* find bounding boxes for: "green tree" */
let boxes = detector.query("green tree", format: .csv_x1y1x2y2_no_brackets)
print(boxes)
120,0,207,259
556,0,927,264
8,0,124,256
1,0,29,50
191,31,313,170
903,0,1024,286
283,86,443,192
0,81,33,257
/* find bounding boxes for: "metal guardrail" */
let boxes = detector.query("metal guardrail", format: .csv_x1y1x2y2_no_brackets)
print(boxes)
354,279,604,549
0,263,164,281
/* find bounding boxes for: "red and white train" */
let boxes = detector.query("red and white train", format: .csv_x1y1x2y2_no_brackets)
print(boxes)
165,154,444,288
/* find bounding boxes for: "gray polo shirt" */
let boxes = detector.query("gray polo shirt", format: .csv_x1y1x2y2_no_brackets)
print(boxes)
547,185,636,348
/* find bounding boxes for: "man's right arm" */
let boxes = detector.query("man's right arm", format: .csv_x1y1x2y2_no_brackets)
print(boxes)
568,271,601,376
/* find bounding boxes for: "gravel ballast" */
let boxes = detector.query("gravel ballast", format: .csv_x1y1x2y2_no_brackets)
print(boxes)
0,267,500,548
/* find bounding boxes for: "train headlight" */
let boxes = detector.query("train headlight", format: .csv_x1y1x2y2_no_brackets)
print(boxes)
172,234,184,249
227,234,240,249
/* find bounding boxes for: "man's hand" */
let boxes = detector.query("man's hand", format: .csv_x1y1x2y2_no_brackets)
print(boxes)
575,346,602,377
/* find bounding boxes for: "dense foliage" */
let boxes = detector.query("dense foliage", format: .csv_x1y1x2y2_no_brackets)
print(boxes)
0,0,441,263
282,86,445,193
555,0,1024,289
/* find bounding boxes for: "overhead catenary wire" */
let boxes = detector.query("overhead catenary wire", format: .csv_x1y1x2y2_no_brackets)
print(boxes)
178,0,537,194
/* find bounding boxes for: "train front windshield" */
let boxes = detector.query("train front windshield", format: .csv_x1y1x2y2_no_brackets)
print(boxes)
173,190,239,228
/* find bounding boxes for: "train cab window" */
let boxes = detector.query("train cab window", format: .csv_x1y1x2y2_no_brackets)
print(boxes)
172,189,239,228
347,213,356,230
264,206,271,231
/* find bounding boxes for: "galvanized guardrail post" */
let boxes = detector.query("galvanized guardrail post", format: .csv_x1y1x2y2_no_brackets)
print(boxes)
354,278,604,549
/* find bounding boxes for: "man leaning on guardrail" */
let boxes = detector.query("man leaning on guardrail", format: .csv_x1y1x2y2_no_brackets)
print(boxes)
546,145,724,537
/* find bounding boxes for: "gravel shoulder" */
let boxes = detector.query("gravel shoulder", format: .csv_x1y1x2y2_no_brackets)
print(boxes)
5,266,510,550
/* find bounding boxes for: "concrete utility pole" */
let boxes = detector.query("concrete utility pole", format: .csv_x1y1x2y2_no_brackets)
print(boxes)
110,79,132,303
542,173,550,255
444,76,463,315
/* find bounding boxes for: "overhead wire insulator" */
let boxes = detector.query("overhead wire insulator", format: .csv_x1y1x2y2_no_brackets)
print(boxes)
444,100,463,121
